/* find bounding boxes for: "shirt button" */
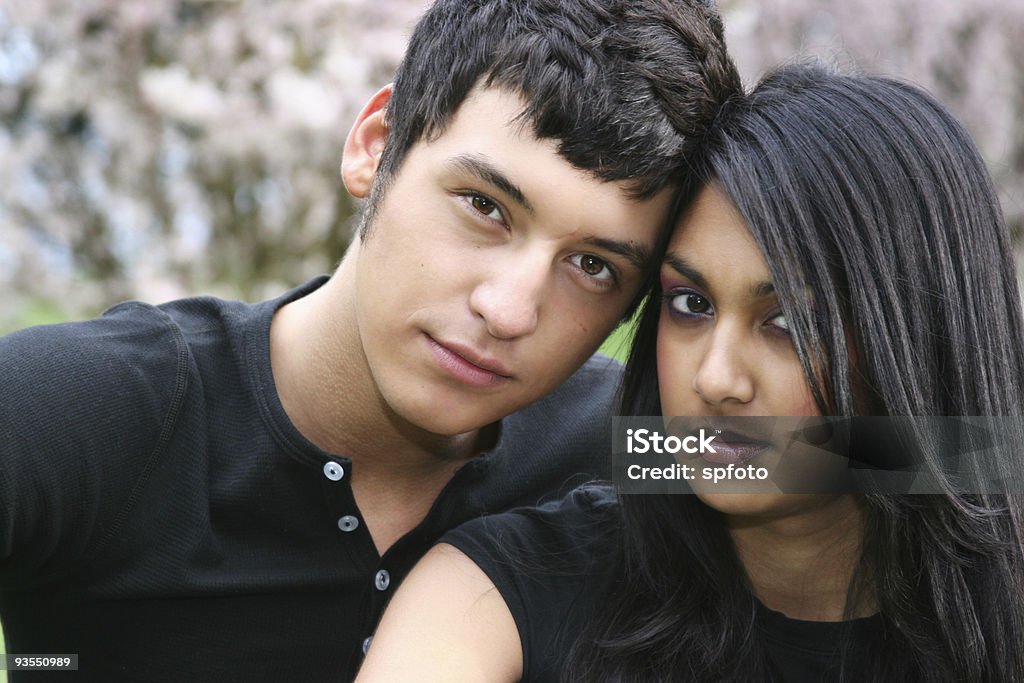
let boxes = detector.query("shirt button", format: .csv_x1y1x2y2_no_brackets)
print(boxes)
362,636,373,655
374,569,391,591
337,515,359,533
323,461,345,481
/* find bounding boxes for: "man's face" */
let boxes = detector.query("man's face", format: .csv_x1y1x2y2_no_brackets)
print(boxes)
352,86,672,436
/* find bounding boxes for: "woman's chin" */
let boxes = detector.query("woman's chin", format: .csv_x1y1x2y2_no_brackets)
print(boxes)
695,491,844,521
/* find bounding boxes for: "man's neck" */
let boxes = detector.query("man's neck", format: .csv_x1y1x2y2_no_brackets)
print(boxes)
727,496,874,622
270,263,501,554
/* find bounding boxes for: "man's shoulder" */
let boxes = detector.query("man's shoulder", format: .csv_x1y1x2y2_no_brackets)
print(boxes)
1,301,189,408
520,352,623,418
485,353,621,492
0,302,198,476
0,303,203,584
0,277,317,403
560,351,623,387
0,278,326,449
503,351,622,445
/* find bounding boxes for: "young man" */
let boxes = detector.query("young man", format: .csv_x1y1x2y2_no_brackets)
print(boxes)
0,0,739,679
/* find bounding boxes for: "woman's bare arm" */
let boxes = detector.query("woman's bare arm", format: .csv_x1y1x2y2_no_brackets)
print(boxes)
355,543,523,682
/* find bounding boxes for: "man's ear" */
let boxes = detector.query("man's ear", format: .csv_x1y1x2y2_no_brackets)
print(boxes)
341,84,392,198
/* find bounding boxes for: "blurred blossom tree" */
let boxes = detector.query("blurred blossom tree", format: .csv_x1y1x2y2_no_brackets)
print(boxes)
0,0,1021,333
0,0,428,330
722,0,1024,245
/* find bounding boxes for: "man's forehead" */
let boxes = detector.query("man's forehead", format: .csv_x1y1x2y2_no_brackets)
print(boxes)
432,87,664,201
442,83,537,137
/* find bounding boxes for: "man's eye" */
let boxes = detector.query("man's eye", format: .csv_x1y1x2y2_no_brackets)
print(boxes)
668,291,712,315
469,194,503,222
569,254,614,281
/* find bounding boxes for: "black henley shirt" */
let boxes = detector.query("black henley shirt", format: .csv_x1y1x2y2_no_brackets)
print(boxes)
0,277,617,682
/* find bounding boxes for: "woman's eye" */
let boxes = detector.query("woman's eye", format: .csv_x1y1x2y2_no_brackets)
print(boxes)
768,311,789,332
669,291,712,315
468,194,504,222
569,254,614,282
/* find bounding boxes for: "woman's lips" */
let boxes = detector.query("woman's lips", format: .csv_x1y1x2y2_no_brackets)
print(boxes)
697,428,771,465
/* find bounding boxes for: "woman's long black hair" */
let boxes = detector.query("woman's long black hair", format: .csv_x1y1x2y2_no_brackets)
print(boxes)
567,63,1024,682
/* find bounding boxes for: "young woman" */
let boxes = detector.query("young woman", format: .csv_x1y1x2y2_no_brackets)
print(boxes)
354,63,1024,682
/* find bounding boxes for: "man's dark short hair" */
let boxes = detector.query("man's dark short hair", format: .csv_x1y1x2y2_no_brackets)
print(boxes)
361,0,740,234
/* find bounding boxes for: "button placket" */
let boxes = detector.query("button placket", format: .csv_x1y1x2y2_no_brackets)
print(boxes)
323,460,345,481
337,515,359,532
321,459,363,536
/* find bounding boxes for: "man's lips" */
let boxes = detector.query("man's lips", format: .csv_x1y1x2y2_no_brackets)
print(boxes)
425,334,513,387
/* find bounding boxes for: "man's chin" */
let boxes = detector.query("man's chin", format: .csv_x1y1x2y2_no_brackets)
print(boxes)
392,396,507,440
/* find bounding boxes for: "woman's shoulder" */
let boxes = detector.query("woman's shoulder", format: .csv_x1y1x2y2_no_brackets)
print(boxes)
440,484,621,681
442,483,619,571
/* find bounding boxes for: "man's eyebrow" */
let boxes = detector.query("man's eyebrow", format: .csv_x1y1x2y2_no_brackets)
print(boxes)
447,153,533,214
584,237,653,272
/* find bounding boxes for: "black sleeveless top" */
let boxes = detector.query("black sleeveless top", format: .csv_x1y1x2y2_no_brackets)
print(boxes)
442,484,882,682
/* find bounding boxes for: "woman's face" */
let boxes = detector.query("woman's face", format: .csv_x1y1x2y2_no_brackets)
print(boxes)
657,184,846,518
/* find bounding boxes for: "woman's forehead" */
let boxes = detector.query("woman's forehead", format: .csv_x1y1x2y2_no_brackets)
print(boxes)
665,184,772,292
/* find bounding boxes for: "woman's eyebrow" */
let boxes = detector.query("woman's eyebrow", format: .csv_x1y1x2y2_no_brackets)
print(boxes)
662,253,709,290
750,281,776,299
664,252,777,299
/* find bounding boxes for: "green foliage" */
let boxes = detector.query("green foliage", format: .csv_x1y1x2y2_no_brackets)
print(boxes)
0,299,75,336
598,307,642,363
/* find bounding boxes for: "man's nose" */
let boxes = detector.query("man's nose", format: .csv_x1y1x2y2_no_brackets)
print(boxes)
468,248,549,340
